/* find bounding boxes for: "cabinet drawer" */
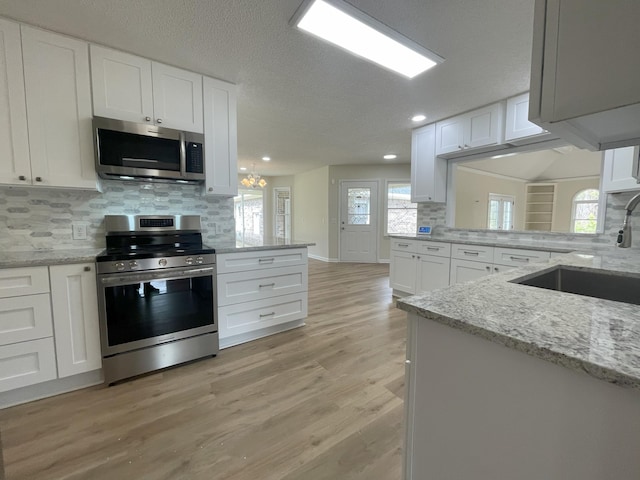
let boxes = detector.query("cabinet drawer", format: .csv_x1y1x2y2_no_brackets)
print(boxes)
418,241,451,258
218,293,307,339
391,239,417,252
216,248,307,274
493,248,550,267
0,293,53,346
217,265,307,307
451,244,494,263
0,267,50,298
0,337,57,393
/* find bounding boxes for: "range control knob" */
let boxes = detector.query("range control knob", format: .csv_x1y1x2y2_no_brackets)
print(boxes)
195,256,204,264
185,257,194,265
129,260,139,269
115,262,125,272
158,258,168,267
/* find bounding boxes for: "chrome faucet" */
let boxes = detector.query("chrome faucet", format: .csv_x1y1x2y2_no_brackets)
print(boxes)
617,192,640,248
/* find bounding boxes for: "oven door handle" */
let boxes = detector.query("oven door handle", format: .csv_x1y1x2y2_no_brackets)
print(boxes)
99,266,215,286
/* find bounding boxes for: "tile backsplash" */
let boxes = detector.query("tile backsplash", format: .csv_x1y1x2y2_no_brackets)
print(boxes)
417,190,640,250
0,180,235,251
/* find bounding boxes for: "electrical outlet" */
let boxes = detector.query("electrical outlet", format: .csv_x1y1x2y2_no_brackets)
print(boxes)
72,222,87,240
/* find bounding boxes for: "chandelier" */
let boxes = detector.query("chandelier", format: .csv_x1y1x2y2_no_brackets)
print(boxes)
240,164,267,189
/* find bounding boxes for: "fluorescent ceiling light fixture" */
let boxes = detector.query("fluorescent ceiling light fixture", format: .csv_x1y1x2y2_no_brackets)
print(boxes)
411,114,427,122
291,0,443,79
383,154,397,160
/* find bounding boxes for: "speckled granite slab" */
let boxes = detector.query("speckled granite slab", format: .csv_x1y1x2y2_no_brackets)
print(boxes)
397,252,640,390
0,249,104,269
212,238,315,254
389,234,605,254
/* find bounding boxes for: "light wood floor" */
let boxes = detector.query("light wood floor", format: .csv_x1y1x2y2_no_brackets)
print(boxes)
0,260,407,480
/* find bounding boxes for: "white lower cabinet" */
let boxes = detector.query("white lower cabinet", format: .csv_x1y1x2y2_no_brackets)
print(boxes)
0,263,101,395
217,248,308,348
390,240,451,296
49,263,102,378
449,258,493,284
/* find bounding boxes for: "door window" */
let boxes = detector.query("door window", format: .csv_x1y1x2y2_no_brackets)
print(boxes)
347,188,371,225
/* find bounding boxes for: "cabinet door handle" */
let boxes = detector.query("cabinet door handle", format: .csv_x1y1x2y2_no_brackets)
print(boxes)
494,267,499,272
411,255,415,258
259,312,276,318
258,258,275,264
463,251,479,256
145,116,151,122
208,187,213,192
84,266,91,272
509,256,530,262
259,283,275,288
35,176,43,182
156,118,163,124
485,266,490,271
18,175,26,181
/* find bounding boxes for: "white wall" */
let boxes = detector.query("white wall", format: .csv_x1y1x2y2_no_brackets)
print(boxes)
293,166,330,260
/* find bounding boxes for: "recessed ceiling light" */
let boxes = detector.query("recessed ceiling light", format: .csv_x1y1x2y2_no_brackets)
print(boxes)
291,0,444,79
384,154,397,160
240,167,247,171
411,114,427,122
262,156,271,161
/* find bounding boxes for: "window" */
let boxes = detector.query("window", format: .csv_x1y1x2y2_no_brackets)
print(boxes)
571,189,599,233
234,189,264,244
273,187,291,241
487,194,514,230
385,181,417,235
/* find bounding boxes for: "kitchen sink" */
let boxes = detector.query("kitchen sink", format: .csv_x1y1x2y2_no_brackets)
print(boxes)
511,266,640,305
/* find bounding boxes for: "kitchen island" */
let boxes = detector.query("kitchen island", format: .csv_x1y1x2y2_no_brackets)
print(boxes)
397,251,640,480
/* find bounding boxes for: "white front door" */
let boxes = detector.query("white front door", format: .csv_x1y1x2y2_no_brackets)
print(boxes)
339,181,378,263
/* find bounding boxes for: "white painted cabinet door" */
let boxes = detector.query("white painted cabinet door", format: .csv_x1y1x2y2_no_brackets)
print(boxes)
0,19,31,186
411,123,447,203
152,62,203,133
435,116,465,156
465,103,504,149
601,146,640,193
203,76,238,196
416,254,450,294
505,93,545,142
49,263,102,378
90,44,154,124
21,26,96,190
389,250,417,295
449,259,492,285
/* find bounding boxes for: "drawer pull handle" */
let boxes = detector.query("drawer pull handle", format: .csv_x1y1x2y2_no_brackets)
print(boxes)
259,283,276,288
397,243,410,247
509,256,530,262
463,251,479,256
426,247,439,251
260,312,276,318
259,258,275,263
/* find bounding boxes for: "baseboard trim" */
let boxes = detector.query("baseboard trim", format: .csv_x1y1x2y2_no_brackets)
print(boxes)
308,254,339,263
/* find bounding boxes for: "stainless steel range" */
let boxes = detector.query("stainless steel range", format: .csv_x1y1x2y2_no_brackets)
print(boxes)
96,215,218,384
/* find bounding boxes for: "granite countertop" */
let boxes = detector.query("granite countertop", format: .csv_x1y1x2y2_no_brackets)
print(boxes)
210,238,315,254
0,249,105,269
397,251,640,390
390,234,603,254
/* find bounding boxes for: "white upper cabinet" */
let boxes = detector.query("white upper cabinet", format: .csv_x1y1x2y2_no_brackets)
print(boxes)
203,76,238,196
601,146,640,193
90,45,154,124
21,26,96,190
90,45,203,133
0,19,30,186
529,0,640,150
435,103,504,157
411,123,447,203
505,92,547,143
152,62,203,133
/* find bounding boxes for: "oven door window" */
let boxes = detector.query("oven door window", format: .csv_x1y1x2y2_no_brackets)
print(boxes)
104,274,213,347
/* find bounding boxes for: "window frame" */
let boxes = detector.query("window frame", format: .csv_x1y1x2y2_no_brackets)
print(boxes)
384,179,417,236
570,188,599,234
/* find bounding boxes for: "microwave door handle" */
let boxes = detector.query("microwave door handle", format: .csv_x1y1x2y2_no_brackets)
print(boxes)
179,132,187,177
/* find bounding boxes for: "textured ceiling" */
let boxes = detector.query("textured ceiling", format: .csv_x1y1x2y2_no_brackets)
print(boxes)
0,0,535,176
461,148,603,182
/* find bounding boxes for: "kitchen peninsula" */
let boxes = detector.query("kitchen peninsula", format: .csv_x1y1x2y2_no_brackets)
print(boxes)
397,251,640,479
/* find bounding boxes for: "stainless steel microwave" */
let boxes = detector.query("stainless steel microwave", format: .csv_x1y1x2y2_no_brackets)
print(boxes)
93,117,205,183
